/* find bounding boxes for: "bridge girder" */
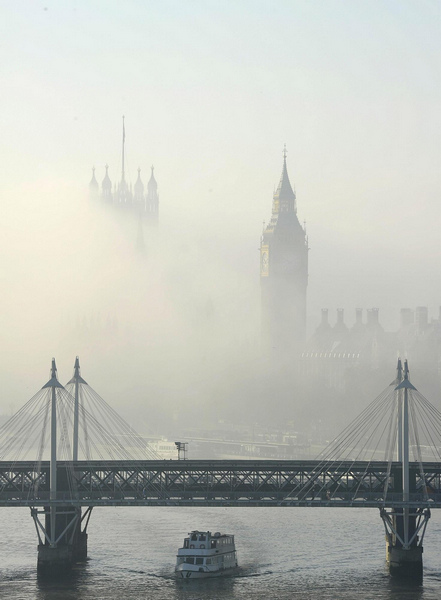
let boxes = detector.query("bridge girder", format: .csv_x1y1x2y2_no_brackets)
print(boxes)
0,460,440,508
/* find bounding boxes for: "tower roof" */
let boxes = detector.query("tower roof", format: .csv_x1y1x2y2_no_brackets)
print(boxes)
273,146,296,212
102,164,112,190
148,165,157,191
89,166,98,189
134,167,144,195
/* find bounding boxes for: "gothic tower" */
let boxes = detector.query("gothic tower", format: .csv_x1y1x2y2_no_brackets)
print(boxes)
146,166,159,223
260,148,308,355
88,167,99,199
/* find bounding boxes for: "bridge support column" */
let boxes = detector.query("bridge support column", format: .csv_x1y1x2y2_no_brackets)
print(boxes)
32,505,92,574
387,544,423,579
380,507,430,580
37,543,73,573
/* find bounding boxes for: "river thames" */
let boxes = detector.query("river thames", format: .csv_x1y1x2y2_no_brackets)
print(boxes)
1,506,441,599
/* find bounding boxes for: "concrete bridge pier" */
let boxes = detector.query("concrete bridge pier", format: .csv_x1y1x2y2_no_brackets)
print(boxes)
386,510,422,578
33,505,92,574
381,507,430,580
387,544,423,579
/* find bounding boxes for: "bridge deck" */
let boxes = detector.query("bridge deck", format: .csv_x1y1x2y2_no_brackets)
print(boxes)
1,460,440,508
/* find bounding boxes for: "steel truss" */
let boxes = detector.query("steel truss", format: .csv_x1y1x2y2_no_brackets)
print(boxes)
1,460,441,508
380,507,431,550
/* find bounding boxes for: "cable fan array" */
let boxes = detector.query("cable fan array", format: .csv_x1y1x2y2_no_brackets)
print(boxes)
0,359,160,464
283,360,441,503
316,373,441,465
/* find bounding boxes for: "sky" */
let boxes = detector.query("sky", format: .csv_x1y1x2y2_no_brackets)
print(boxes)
1,1,441,425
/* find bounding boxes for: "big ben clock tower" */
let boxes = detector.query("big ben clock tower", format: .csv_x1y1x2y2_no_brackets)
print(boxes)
261,147,308,355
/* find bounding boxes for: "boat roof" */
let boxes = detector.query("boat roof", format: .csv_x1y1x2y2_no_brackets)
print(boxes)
187,530,232,537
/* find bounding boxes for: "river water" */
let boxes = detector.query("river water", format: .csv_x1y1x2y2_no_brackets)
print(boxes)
1,506,441,600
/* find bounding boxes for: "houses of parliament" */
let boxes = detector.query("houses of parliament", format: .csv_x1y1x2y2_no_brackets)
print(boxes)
88,118,159,222
260,147,308,356
87,129,441,406
261,149,441,405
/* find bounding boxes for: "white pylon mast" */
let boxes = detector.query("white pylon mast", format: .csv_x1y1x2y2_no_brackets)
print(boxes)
379,360,431,573
402,360,410,546
67,357,87,462
50,360,57,504
393,359,417,548
396,359,403,462
73,357,80,462
402,363,410,502
40,358,65,547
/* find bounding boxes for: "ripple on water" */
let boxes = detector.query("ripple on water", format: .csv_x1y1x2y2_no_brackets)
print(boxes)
1,507,441,599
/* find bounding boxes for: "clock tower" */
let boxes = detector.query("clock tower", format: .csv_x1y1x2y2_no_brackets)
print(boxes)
260,148,308,355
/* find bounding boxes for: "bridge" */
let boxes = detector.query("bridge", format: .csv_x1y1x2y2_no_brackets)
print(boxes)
1,459,441,508
0,357,440,578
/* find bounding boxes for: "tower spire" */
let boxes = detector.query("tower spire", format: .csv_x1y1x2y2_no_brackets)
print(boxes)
89,166,99,198
273,145,296,213
260,148,308,355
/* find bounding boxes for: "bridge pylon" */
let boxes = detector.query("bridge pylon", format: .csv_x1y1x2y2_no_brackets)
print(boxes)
31,358,90,574
379,359,431,579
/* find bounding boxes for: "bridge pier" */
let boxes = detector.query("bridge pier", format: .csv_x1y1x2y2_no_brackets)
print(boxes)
387,544,423,579
380,507,430,580
38,544,73,573
33,505,91,574
385,509,422,579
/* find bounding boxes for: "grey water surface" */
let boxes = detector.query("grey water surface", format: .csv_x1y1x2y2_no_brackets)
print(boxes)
1,506,441,600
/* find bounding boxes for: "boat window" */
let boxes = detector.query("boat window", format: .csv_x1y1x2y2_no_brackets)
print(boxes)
185,557,195,564
191,534,197,541
184,540,189,548
210,540,217,548
196,558,203,565
177,558,184,565
199,535,206,541
206,558,211,565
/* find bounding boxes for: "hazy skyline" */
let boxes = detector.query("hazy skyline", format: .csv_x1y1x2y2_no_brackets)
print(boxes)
1,1,441,421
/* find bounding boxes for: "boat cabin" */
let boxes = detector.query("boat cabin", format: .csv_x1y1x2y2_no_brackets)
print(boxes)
182,531,234,551
176,530,238,577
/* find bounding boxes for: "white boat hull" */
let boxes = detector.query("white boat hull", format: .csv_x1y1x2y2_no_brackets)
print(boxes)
175,565,239,579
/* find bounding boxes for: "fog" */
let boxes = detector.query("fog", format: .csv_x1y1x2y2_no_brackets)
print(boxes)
1,2,441,451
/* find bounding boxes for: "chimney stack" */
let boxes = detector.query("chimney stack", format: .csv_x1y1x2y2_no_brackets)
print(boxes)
415,306,428,333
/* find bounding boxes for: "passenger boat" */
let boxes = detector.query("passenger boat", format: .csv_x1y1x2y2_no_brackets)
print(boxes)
175,530,238,578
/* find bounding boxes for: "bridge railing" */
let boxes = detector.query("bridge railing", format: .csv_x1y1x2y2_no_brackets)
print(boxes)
1,490,441,507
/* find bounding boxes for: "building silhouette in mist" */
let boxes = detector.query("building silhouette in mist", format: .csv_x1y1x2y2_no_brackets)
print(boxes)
303,306,441,396
257,151,441,433
260,148,308,355
89,117,159,222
